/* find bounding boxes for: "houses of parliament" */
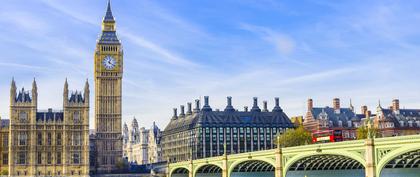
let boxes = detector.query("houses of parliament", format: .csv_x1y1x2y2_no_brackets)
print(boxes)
0,1,124,176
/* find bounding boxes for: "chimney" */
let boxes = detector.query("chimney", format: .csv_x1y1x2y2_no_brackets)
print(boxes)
333,98,340,110
263,101,268,112
244,106,248,112
272,97,282,112
202,96,212,111
179,105,185,117
224,96,235,112
307,98,313,110
251,97,261,112
193,99,200,113
172,108,178,119
361,106,368,115
186,102,192,115
392,99,400,111
366,110,371,119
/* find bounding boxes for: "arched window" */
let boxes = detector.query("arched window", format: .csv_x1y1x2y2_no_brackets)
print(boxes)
73,112,80,123
19,112,27,122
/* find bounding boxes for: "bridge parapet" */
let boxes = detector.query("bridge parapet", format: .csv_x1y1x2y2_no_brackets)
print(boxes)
168,134,420,177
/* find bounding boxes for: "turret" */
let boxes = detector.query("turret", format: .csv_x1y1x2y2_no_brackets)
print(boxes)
63,78,69,106
32,78,38,105
84,79,90,105
10,78,16,104
251,97,261,112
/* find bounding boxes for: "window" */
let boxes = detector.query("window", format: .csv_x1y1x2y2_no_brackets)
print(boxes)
47,152,51,164
57,153,61,164
73,111,80,123
57,133,62,145
47,133,52,146
18,152,26,164
19,112,27,122
111,156,115,165
73,153,80,164
72,133,81,146
2,134,8,147
37,152,42,164
2,153,8,165
37,133,42,145
18,133,27,146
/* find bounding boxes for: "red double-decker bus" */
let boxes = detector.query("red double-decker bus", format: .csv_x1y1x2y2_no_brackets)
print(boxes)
312,130,343,143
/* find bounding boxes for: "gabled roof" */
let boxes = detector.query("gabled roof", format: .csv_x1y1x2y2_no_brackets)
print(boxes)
310,107,359,127
379,108,420,127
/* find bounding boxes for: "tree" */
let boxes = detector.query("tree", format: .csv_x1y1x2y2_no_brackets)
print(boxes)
356,126,380,139
276,126,312,147
1,169,8,175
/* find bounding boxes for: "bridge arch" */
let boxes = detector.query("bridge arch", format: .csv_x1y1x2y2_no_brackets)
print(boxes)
376,146,420,176
169,167,190,177
283,151,366,176
194,163,223,177
228,157,276,176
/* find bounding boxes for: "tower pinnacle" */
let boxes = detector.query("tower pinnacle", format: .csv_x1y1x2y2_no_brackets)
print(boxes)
104,0,115,22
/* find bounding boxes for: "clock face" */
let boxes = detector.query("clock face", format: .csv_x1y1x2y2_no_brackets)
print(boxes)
102,55,116,70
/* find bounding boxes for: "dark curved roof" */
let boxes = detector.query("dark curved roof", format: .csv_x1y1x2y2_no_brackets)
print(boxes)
163,109,294,135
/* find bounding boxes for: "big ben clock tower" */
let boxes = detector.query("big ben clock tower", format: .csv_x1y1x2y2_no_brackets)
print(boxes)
94,0,123,173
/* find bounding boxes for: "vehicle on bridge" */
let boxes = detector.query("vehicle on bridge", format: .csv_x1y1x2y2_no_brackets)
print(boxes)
311,130,343,143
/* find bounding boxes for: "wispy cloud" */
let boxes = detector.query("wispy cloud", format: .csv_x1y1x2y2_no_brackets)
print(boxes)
240,23,295,55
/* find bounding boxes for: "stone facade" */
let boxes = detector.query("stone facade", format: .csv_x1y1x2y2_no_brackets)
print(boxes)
93,1,124,173
7,79,90,176
123,118,162,165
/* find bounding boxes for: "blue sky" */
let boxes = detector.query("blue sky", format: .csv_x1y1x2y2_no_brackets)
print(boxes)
1,0,420,129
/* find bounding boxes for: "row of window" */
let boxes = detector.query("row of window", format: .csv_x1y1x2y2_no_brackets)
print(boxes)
17,152,81,165
164,127,287,162
17,132,82,146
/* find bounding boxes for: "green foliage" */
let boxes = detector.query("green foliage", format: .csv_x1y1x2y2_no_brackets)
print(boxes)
1,169,8,175
115,160,127,170
276,126,312,147
356,126,380,139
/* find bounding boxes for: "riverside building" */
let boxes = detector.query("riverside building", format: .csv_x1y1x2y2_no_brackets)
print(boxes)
161,96,294,163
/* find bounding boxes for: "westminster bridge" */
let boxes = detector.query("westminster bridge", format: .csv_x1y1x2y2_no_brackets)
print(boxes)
167,134,420,177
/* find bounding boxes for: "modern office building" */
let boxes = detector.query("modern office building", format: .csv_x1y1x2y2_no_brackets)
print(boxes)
161,96,295,163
